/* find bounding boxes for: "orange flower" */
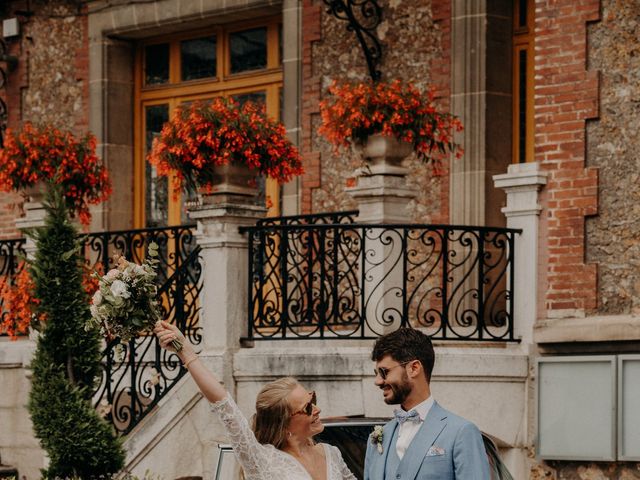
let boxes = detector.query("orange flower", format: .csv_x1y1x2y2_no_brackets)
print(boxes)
0,123,111,224
147,98,303,196
318,80,464,174
0,264,45,340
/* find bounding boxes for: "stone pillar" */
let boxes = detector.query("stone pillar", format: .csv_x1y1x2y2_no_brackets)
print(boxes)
450,1,512,227
187,193,265,390
281,0,302,216
15,190,47,255
347,135,417,224
347,135,417,334
493,162,547,347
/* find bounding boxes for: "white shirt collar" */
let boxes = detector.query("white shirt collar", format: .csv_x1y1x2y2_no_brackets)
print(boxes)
406,395,434,421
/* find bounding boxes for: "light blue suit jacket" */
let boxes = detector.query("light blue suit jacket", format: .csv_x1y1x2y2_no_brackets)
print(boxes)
364,402,491,480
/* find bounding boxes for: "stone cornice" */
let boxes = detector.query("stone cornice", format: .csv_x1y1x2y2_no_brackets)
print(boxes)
534,314,640,344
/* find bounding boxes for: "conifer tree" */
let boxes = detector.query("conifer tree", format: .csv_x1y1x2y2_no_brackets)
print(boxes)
27,187,125,478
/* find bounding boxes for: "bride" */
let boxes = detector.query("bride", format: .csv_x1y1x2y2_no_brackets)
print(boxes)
155,321,357,480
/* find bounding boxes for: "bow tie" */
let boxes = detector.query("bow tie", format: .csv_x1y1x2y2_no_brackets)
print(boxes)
394,409,420,424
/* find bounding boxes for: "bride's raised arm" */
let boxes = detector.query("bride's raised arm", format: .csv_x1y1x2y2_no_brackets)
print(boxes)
154,320,226,403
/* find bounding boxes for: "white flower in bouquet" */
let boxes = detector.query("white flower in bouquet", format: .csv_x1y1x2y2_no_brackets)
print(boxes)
85,242,182,351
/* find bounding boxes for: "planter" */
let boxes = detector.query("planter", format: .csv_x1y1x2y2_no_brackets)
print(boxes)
361,134,413,175
197,162,259,206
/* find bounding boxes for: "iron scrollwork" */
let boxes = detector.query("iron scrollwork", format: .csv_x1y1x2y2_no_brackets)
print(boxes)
244,214,521,342
85,225,203,435
322,0,384,81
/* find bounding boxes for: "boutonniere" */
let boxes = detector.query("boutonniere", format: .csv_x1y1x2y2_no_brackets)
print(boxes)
370,425,384,454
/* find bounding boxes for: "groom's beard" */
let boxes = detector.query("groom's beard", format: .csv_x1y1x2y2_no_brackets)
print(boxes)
382,373,412,405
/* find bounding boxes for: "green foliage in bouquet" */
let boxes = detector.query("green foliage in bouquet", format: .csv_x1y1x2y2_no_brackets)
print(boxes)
27,188,125,479
87,242,182,352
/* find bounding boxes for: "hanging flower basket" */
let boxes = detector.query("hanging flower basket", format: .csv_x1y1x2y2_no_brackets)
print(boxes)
319,80,464,175
147,98,303,200
0,123,112,224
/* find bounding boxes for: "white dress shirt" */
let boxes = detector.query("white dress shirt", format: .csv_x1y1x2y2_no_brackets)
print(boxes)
396,396,434,460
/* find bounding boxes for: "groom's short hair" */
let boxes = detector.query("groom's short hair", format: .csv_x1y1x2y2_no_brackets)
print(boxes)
371,328,435,382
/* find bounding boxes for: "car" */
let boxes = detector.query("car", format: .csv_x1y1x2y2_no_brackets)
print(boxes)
214,417,514,480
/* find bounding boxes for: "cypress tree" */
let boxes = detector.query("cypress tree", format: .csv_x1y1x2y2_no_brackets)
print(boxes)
27,187,125,478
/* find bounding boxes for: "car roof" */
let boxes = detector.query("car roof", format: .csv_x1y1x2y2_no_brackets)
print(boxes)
320,416,390,427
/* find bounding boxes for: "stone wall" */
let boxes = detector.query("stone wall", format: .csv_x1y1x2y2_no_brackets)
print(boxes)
531,461,640,480
0,0,88,237
300,0,451,223
586,0,640,316
0,339,43,480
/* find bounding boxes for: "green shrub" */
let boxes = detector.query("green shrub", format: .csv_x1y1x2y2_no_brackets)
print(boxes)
27,188,125,478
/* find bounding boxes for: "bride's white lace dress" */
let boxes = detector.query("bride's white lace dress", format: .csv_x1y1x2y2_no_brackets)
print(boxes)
211,394,357,480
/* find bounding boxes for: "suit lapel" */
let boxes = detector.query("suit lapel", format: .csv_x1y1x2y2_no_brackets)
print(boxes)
373,420,399,480
400,402,448,480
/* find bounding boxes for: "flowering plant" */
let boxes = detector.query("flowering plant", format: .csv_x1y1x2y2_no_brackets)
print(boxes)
0,264,46,339
370,425,384,454
0,260,103,340
0,123,112,225
319,80,464,173
147,98,304,196
85,243,182,351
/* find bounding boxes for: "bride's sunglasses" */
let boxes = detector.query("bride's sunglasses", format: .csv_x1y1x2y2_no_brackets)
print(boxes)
292,391,317,416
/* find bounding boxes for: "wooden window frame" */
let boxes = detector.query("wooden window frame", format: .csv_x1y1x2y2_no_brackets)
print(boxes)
134,17,283,228
513,0,535,164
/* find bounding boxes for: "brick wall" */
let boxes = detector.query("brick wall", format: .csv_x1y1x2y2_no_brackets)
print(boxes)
299,0,322,214
0,0,89,238
535,0,600,315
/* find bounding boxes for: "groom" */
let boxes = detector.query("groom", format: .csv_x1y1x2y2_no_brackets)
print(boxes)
364,328,490,479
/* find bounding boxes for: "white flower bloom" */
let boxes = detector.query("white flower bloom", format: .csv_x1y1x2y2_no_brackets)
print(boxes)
110,279,131,299
92,290,103,306
371,425,384,454
106,269,120,280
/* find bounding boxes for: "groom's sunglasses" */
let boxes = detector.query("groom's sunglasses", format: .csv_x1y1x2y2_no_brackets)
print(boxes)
292,391,317,416
374,360,414,380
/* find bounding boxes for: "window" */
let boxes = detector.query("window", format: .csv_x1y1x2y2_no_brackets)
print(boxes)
134,18,283,228
513,0,534,163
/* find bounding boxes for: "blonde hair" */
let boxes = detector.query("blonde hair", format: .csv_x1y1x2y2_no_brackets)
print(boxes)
252,377,299,449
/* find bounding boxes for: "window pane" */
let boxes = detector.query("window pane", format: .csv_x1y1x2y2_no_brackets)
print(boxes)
145,104,169,227
518,0,528,28
145,44,170,85
518,49,527,163
229,27,267,74
232,91,266,107
181,36,217,81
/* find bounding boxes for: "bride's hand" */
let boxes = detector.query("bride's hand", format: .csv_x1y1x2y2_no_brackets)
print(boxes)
154,320,187,353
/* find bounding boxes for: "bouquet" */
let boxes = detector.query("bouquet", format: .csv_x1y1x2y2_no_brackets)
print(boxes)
86,242,182,351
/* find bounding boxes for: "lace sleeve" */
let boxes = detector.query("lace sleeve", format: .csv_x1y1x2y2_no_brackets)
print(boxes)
327,444,357,480
210,394,277,478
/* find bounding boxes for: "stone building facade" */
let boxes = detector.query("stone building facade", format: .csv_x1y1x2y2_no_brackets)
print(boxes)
1,0,640,479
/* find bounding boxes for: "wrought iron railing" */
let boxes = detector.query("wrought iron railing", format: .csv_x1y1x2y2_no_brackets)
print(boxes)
0,237,27,334
243,217,520,342
85,225,203,435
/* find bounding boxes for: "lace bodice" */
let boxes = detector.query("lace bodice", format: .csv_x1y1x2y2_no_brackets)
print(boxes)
210,394,356,480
